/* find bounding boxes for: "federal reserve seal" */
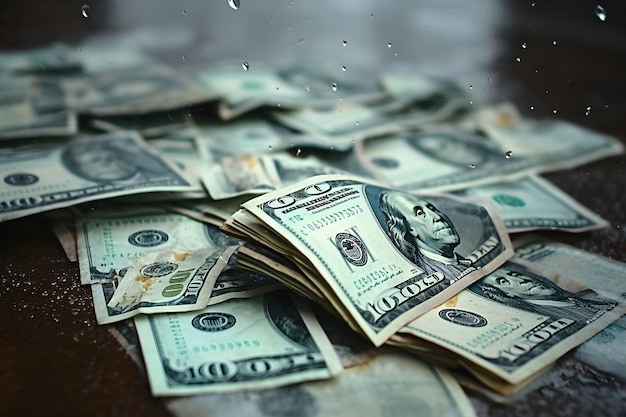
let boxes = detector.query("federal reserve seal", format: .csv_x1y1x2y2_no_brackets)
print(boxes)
127,230,169,247
140,262,178,278
4,173,39,186
192,312,236,332
438,309,487,327
335,232,368,267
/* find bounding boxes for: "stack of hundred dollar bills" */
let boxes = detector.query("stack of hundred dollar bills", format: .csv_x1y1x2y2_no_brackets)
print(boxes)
2,39,625,413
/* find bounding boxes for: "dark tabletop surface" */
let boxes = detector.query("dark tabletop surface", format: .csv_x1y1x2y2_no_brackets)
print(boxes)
1,1,625,416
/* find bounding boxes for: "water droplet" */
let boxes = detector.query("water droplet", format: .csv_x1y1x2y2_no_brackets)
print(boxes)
585,106,592,116
521,42,527,49
545,90,549,94
304,85,310,92
468,164,476,169
342,40,347,46
331,83,338,92
268,145,273,151
242,61,249,71
531,2,536,6
228,0,240,10
387,42,392,48
530,106,535,110
505,150,513,159
341,65,346,72
552,40,557,45
516,57,521,62
487,77,492,82
355,121,360,126
298,38,304,44
469,100,474,105
181,55,186,61
81,4,90,17
595,5,606,21
370,13,375,19
295,148,301,156
552,109,558,114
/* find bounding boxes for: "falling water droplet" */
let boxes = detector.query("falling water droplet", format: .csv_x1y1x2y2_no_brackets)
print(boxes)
552,109,558,114
516,57,521,62
521,42,527,49
242,61,249,71
469,85,473,90
341,65,346,72
81,4,90,17
595,5,606,21
228,0,240,10
355,121,360,126
304,85,310,92
468,164,476,169
585,106,592,116
530,106,535,110
182,9,186,15
505,150,513,159
295,148,302,157
268,145,273,151
469,100,474,105
552,40,557,45
331,83,338,92
342,40,347,46
387,42,392,48
370,13,375,19
181,55,186,61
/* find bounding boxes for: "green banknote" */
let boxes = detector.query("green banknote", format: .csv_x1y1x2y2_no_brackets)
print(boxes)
189,61,384,120
135,291,343,395
397,259,624,393
452,175,609,233
0,76,76,139
166,350,476,417
514,237,626,381
0,131,194,222
356,104,623,193
94,246,234,324
228,174,513,346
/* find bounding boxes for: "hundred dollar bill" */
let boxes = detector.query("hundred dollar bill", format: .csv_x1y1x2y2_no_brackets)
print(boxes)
0,76,77,139
76,210,239,285
65,65,216,115
226,174,513,346
452,175,609,233
355,107,624,193
0,131,194,222
201,147,373,200
93,246,234,324
135,291,343,395
514,237,626,303
166,350,476,417
189,61,385,120
269,73,470,144
471,103,625,172
396,259,624,394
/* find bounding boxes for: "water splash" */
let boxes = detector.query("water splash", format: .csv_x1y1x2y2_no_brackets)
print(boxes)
228,0,240,10
81,4,90,17
242,61,249,71
595,5,606,21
